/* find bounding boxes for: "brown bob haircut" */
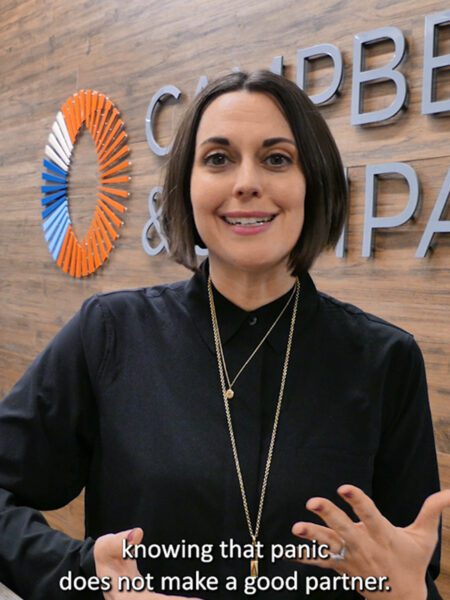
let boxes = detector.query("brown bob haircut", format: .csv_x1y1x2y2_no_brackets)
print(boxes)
161,69,347,275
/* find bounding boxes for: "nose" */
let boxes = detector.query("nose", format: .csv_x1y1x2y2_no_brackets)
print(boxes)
232,160,262,200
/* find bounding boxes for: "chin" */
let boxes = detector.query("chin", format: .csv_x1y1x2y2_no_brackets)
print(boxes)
218,250,291,275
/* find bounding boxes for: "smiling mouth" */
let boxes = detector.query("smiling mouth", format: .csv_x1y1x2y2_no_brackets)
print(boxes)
221,215,276,226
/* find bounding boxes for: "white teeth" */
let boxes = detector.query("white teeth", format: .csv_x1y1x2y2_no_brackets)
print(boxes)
223,216,274,225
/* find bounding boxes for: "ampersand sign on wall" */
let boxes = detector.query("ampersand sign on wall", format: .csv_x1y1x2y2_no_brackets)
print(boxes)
41,90,131,278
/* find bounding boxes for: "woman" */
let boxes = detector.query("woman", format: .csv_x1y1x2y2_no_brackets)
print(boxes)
0,70,448,600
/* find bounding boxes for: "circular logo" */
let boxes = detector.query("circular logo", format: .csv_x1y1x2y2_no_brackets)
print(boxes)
41,90,131,277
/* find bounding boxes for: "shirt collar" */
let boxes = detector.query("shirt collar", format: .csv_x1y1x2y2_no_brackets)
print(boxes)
182,259,319,355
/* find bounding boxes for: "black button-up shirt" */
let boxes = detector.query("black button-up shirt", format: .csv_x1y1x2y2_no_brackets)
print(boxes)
0,260,441,599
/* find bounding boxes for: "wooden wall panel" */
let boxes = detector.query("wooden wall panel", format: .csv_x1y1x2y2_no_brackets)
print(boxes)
1,0,449,595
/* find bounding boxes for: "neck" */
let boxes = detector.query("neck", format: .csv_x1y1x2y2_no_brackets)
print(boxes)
208,258,297,311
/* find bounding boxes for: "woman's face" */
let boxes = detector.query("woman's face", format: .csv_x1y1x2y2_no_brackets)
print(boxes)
190,91,306,277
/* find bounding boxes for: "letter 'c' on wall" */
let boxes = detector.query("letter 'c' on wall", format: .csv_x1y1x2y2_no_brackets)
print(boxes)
41,90,131,278
145,85,181,156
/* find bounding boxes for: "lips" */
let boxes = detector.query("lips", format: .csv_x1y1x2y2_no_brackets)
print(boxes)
222,215,275,226
220,212,277,227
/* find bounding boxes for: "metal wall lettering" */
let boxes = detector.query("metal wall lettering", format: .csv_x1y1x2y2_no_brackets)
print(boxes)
297,44,343,105
351,27,407,125
362,163,420,257
142,187,168,256
416,169,450,257
195,243,209,257
142,187,208,257
335,168,349,258
422,10,450,116
270,55,284,75
195,75,209,96
145,85,181,156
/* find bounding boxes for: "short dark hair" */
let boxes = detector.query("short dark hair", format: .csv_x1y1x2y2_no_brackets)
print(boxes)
161,69,347,275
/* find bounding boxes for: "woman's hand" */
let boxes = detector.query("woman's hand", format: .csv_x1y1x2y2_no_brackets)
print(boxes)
292,485,450,600
94,528,204,599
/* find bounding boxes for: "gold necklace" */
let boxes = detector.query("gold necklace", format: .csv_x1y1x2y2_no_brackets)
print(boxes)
208,279,298,400
208,276,300,578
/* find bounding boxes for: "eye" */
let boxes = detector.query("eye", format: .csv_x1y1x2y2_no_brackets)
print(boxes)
204,152,229,167
265,153,292,167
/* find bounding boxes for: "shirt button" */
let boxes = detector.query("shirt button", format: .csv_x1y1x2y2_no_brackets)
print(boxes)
248,315,258,326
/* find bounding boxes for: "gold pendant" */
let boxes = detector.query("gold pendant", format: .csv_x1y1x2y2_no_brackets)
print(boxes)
250,537,258,577
225,388,234,400
250,556,258,578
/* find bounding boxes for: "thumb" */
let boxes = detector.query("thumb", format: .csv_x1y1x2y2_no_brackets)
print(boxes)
94,527,144,572
123,527,144,547
413,489,450,533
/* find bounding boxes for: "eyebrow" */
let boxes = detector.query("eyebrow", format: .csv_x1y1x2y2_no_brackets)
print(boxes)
200,136,229,146
262,137,296,147
199,136,296,147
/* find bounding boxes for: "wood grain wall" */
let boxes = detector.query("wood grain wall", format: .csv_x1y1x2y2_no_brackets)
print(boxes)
1,0,449,595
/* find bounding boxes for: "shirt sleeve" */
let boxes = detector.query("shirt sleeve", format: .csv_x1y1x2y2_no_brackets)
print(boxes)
0,296,107,599
372,334,442,599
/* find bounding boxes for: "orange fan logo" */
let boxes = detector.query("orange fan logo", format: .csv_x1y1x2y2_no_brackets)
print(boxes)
41,90,131,277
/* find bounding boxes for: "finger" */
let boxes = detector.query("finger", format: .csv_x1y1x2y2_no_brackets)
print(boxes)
290,555,344,570
290,525,350,576
413,489,450,532
306,496,358,545
288,547,348,572
337,484,391,538
292,521,344,554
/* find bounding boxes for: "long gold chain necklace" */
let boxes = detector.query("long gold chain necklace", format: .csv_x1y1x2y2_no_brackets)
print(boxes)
207,276,300,578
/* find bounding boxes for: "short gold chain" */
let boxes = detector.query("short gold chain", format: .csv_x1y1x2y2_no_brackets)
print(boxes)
214,282,298,396
208,276,300,545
